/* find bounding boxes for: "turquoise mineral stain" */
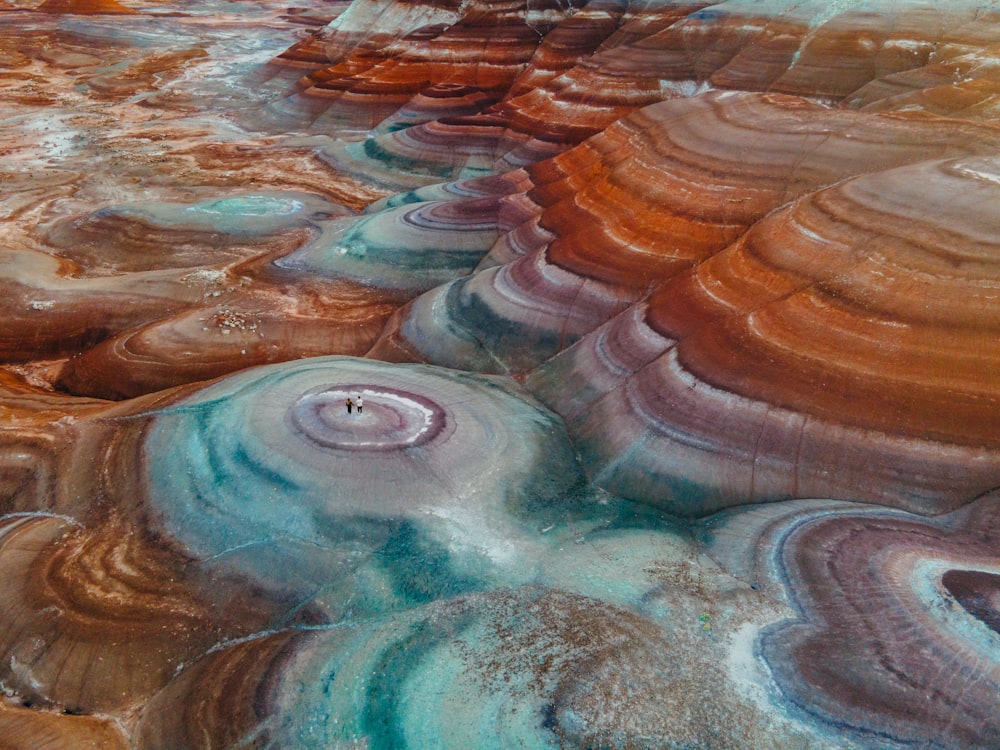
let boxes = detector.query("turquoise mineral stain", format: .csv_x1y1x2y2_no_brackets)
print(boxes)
187,194,305,217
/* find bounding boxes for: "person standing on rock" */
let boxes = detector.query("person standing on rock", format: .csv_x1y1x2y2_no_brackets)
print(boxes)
356,395,363,414
346,397,353,415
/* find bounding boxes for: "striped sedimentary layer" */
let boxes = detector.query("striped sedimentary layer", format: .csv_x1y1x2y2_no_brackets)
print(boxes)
0,700,127,750
375,91,1000,370
268,0,587,135
305,0,1000,523
3,2,1000,748
142,356,585,612
701,496,1000,748
11,192,396,399
0,512,281,715
280,1,1000,186
524,149,1000,514
274,193,504,292
352,89,1000,518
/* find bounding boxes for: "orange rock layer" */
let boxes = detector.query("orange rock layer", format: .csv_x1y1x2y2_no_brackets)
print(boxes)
36,0,137,14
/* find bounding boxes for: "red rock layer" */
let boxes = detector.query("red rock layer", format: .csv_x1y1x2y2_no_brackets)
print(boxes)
524,153,1000,514
275,0,466,71
56,281,394,400
0,700,127,750
0,514,282,713
41,213,316,274
0,251,396,398
494,3,718,148
0,279,189,364
505,0,629,99
278,3,1000,187
36,0,137,14
531,92,1000,288
502,2,998,138
373,91,1000,373
646,156,1000,448
371,83,500,134
0,371,109,516
273,0,585,132
135,630,304,749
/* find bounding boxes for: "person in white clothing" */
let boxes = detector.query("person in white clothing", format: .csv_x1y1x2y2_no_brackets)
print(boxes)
356,395,363,414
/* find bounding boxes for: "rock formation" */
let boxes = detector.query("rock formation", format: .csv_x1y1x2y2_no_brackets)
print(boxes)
1,1,999,747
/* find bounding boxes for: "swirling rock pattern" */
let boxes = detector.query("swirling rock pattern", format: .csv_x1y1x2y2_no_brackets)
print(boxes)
41,192,346,272
141,356,584,611
2,1,1000,748
0,513,283,713
132,494,806,749
374,91,1000,373
701,496,1000,749
7,190,400,398
275,194,503,292
527,153,1000,515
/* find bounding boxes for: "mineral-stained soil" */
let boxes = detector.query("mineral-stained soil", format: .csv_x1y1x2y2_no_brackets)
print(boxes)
1,1,999,747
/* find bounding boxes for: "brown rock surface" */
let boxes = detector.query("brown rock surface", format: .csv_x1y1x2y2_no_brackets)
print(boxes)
2,2,1000,748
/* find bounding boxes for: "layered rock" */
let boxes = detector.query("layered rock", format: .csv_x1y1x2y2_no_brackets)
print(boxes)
374,91,1000,373
0,514,281,713
3,1,1000,748
702,496,1000,748
7,193,396,398
527,153,1000,514
140,356,585,609
0,700,127,750
36,0,137,14
281,1,1000,187
269,0,587,135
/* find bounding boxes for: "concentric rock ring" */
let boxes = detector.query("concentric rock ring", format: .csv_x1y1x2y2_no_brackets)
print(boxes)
703,498,1000,748
142,356,584,604
290,384,444,451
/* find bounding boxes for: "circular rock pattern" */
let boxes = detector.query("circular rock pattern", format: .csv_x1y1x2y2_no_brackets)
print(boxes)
290,384,444,451
143,356,585,605
703,498,1000,749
